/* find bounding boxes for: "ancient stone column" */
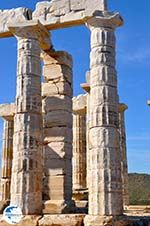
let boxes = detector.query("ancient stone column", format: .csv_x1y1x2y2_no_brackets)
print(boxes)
1,120,13,202
84,12,124,225
8,21,50,214
72,95,87,200
119,103,129,207
42,51,73,213
0,104,15,202
81,71,91,190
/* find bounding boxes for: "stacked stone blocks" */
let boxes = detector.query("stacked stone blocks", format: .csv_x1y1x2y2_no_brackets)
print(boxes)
42,51,73,213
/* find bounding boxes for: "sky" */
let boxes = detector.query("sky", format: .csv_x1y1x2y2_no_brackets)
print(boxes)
0,0,149,174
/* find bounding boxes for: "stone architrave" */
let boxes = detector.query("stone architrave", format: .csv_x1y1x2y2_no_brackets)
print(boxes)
42,51,73,213
118,103,129,207
0,104,15,202
0,0,107,38
84,12,124,225
72,95,87,200
33,0,108,30
8,21,50,214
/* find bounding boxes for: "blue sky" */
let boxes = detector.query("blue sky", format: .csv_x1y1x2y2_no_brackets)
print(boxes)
0,0,149,174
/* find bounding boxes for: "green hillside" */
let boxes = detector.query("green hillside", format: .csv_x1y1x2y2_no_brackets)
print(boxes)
129,173,150,205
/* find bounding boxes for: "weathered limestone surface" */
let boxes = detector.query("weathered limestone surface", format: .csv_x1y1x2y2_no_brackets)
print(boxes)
0,104,15,119
0,8,32,38
0,214,149,226
0,215,41,226
72,95,87,195
81,71,90,190
0,120,13,201
118,104,129,207
84,215,150,226
125,205,150,215
73,95,87,114
9,20,51,51
33,0,107,30
39,214,85,226
42,51,73,213
0,104,15,202
0,0,108,37
84,12,124,225
0,214,85,226
9,21,50,214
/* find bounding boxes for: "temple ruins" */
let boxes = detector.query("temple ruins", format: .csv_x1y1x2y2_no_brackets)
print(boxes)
0,0,149,225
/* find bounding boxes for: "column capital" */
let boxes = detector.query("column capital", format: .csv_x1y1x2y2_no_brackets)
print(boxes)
118,103,128,113
8,20,51,51
80,83,90,93
0,103,15,121
73,95,87,115
86,12,123,30
81,71,90,93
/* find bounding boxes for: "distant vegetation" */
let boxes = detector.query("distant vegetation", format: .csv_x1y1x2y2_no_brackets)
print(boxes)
129,173,150,205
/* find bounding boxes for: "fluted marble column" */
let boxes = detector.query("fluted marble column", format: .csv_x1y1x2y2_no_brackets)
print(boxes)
81,71,91,191
119,103,129,207
0,104,15,202
9,21,50,214
73,95,87,200
84,12,124,226
0,119,13,201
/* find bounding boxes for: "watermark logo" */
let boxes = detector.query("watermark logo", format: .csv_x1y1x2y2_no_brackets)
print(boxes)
3,205,23,225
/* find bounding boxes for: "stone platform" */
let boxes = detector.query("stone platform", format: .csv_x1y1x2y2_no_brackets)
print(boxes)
0,214,149,226
0,214,85,226
125,205,150,215
84,215,150,226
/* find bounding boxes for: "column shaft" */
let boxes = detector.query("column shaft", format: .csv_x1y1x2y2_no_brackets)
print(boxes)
73,112,86,191
86,15,123,218
10,34,43,214
82,71,91,191
0,119,13,201
119,104,129,206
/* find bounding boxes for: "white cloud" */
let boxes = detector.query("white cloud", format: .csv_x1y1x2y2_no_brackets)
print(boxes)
126,49,150,62
116,31,150,64
117,48,150,64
